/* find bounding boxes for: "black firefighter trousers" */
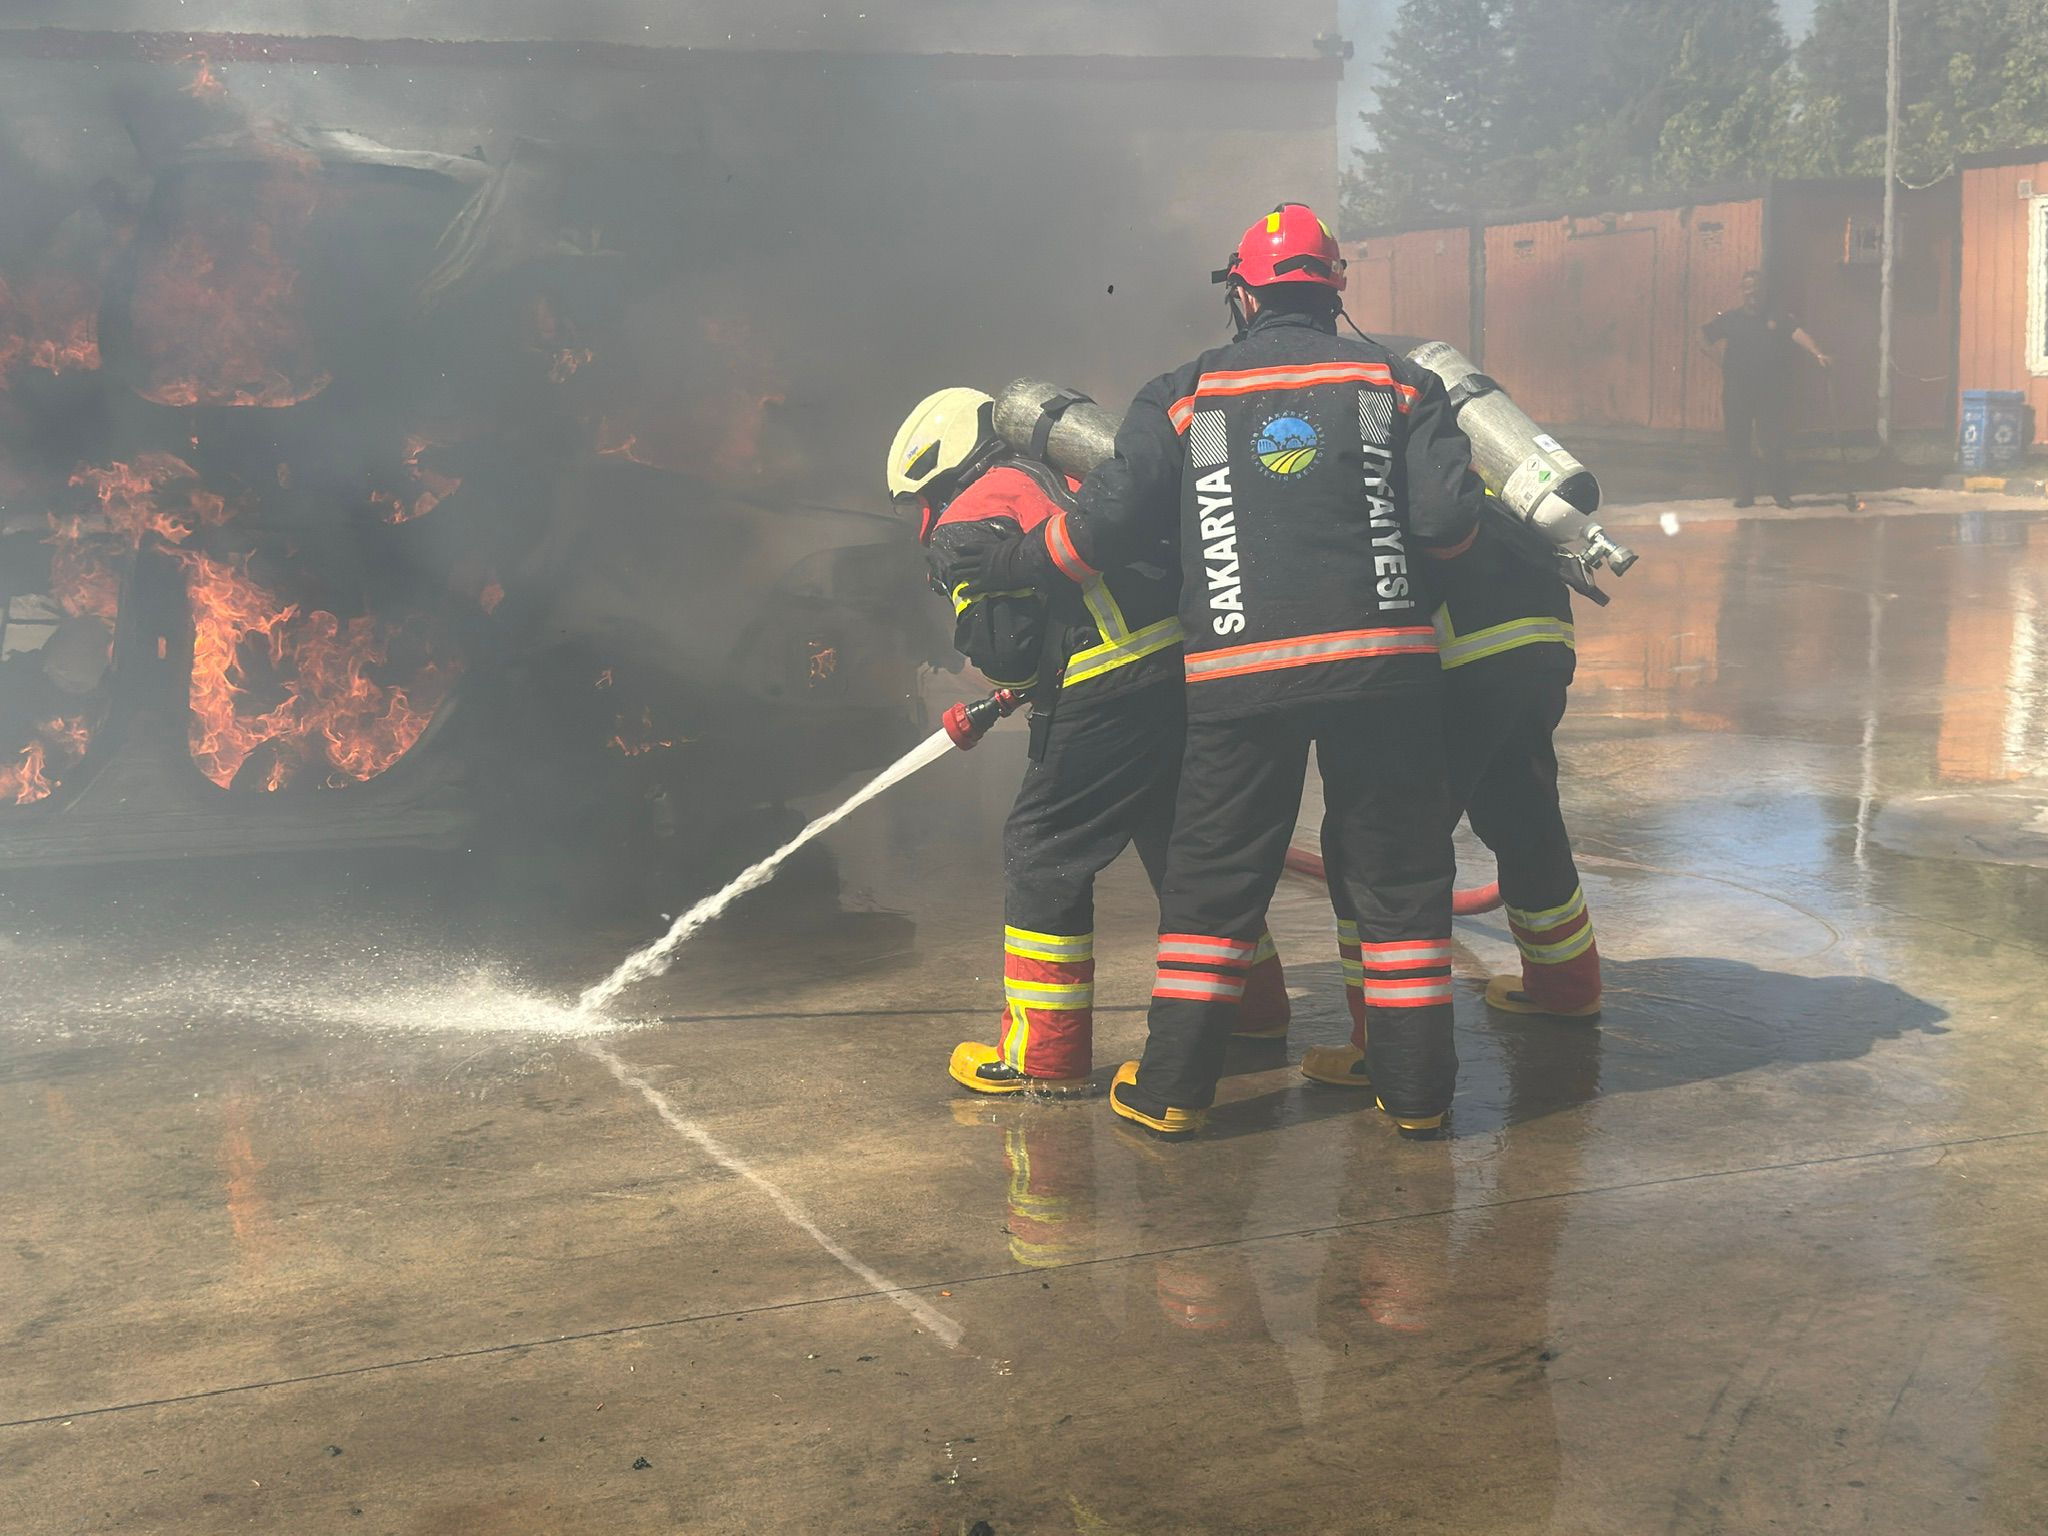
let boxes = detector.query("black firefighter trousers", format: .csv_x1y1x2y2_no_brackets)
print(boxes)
996,681,1179,1080
1135,685,1457,1118
1446,664,1577,908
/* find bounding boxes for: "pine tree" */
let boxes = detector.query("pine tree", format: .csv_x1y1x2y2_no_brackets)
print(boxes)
1342,0,1510,231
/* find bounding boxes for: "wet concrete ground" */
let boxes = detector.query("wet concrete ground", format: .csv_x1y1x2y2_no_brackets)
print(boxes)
3,505,2047,1534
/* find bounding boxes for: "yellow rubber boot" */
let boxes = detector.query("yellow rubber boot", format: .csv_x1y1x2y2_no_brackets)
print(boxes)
948,1042,1092,1097
1484,974,1602,1021
1108,1061,1206,1138
1300,1045,1374,1088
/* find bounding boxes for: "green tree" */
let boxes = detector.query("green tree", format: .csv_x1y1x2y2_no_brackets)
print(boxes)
1341,0,1510,231
1797,0,2048,179
1502,0,1790,199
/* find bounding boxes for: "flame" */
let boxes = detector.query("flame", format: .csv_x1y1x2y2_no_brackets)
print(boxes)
180,52,226,100
179,551,459,791
0,269,104,377
44,516,121,621
0,717,92,806
70,453,227,545
594,420,652,464
479,580,504,615
371,436,463,524
607,707,678,757
0,743,52,806
29,314,98,374
527,296,595,384
807,643,838,685
595,668,614,690
129,143,332,408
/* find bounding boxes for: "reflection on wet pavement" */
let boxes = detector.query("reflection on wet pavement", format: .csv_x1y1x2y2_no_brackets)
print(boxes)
2,511,2045,1533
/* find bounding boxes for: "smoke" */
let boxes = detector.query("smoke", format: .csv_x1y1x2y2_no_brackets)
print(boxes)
0,5,1342,987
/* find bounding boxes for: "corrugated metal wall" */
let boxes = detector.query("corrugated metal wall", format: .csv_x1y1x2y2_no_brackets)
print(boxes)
1769,181,1957,437
1347,181,1961,438
1958,157,2048,446
1674,201,1766,432
1343,227,1472,351
1482,201,1764,431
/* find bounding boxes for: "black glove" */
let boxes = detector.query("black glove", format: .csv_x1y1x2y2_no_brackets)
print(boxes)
953,525,1039,597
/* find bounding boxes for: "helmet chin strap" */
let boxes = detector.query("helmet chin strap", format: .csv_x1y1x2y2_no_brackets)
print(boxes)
1225,282,1251,342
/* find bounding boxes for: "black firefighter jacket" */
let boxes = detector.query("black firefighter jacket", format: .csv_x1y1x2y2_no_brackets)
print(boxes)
1007,308,1488,719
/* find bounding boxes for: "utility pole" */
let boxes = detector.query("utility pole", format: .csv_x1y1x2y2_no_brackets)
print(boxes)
1877,0,1900,455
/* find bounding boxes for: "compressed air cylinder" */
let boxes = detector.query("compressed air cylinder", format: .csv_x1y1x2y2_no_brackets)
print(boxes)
993,378,1122,481
1403,342,1618,560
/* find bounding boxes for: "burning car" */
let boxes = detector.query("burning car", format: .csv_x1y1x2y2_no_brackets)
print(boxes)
0,120,942,870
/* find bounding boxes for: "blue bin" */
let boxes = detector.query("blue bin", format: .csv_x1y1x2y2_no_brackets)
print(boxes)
1961,389,2027,471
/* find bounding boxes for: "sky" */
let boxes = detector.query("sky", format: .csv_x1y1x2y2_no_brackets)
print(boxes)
1336,0,1822,159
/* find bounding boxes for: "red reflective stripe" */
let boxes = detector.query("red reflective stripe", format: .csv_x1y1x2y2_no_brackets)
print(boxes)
1167,395,1196,434
1153,969,1248,1001
1363,987,1453,1008
1193,362,1421,405
1163,933,1253,966
1044,510,1098,581
1192,626,1437,666
1184,627,1438,683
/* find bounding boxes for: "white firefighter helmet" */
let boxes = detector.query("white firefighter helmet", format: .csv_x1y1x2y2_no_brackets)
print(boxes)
886,387,995,500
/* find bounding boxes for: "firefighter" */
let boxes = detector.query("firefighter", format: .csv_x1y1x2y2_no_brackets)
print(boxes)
888,389,1290,1096
959,204,1484,1138
1302,502,1601,1092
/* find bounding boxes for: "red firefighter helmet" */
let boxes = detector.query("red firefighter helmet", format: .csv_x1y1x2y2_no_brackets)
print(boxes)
1213,202,1347,292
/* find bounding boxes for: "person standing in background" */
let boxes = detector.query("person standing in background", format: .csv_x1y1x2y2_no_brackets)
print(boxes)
1703,270,1832,509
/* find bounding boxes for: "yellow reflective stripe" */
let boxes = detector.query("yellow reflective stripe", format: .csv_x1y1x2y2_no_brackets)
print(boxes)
1004,1127,1031,1192
1341,961,1365,985
1002,1001,1030,1069
1434,610,1575,670
1252,930,1278,965
1080,574,1127,640
1516,923,1597,964
1005,978,1094,1009
1004,926,1093,961
952,581,1037,615
1507,886,1586,932
1336,919,1360,945
1060,573,1183,687
1063,617,1184,685
984,671,1039,690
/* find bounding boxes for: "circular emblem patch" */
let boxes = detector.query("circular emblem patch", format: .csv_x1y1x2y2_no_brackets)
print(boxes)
1255,414,1321,477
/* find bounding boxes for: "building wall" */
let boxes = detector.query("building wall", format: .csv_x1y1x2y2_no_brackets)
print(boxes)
1349,181,1958,439
1482,200,1763,432
1958,156,2048,446
1343,227,1473,353
1768,180,1957,438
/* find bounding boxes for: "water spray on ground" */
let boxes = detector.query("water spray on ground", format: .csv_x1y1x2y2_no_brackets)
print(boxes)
575,725,961,1016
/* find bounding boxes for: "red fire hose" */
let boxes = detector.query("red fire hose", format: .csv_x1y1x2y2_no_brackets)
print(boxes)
1282,845,1503,915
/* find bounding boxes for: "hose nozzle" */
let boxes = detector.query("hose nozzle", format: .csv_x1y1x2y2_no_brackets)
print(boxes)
942,687,1025,751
